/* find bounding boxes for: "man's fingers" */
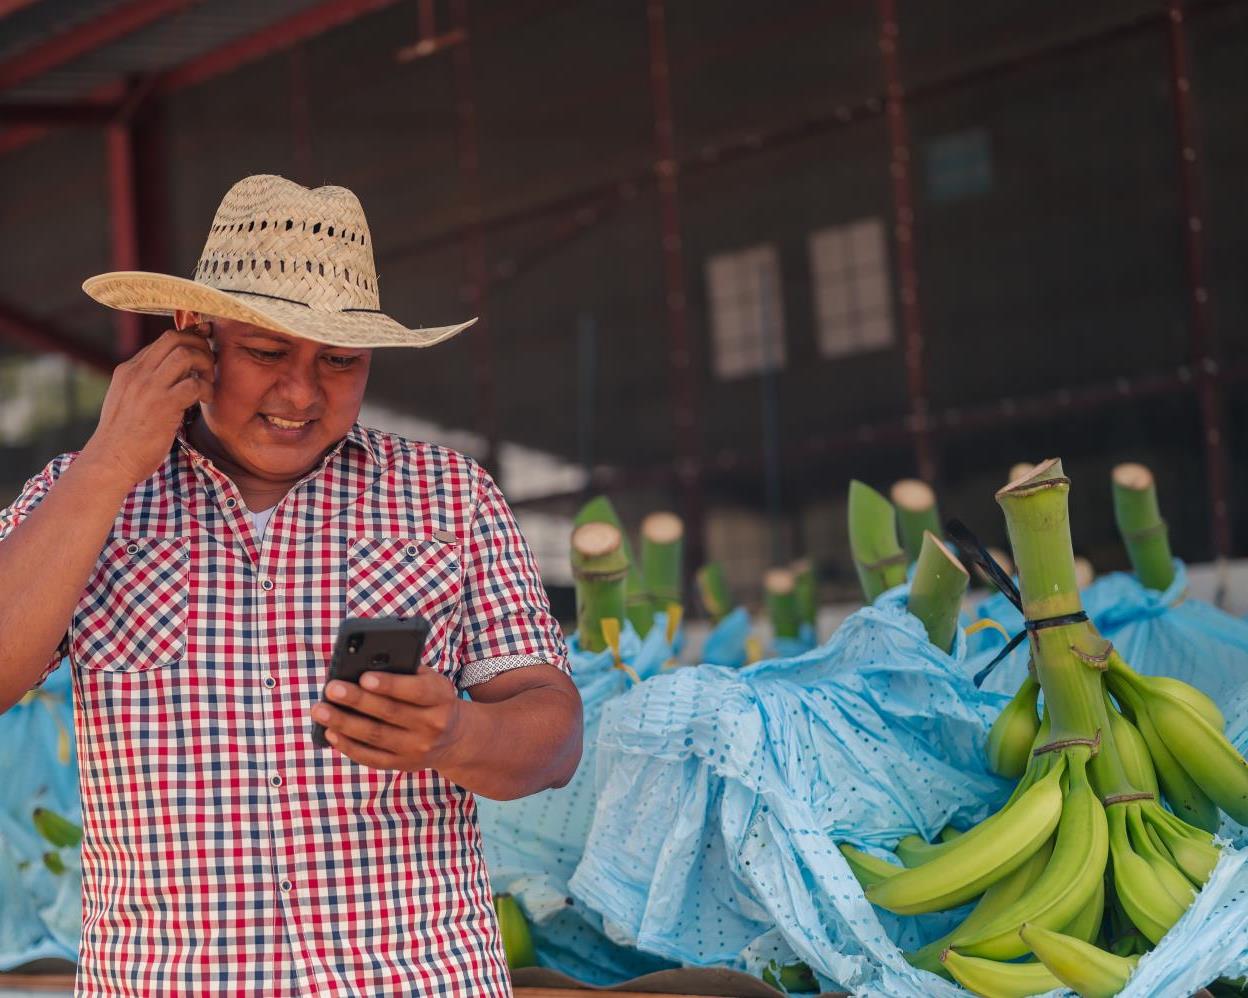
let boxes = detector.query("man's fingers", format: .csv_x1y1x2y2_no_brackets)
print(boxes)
156,341,215,389
322,681,412,726
142,325,215,368
325,730,400,770
315,703,402,749
356,669,454,705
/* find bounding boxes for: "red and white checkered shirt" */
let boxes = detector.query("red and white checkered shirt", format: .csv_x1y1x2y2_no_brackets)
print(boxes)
0,416,569,996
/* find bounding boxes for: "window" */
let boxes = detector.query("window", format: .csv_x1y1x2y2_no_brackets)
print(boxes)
808,218,895,359
705,243,786,380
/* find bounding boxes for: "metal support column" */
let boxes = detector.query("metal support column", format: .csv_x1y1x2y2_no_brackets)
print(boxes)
106,120,142,357
449,0,499,476
646,0,705,571
877,0,935,482
1164,0,1232,563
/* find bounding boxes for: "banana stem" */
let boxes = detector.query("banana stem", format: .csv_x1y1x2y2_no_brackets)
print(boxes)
890,478,942,564
907,531,968,653
574,495,654,633
849,480,908,602
1112,463,1175,592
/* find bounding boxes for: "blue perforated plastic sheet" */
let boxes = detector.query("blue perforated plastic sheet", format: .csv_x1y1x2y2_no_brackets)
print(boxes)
572,584,1248,995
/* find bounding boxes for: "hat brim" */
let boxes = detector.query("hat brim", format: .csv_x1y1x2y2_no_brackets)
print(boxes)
82,272,476,349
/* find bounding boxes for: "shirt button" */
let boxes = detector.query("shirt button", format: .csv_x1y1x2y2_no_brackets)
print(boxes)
280,879,292,893
263,676,277,689
225,497,237,509
405,544,419,558
260,578,274,591
125,543,139,555
270,774,283,788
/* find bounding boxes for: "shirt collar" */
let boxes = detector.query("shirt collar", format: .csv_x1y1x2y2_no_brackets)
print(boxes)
174,406,384,471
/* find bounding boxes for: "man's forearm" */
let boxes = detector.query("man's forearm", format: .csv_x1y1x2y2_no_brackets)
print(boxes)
0,455,132,712
439,680,582,801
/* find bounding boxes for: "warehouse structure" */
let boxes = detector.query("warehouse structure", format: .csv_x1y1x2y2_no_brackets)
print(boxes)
1,0,1246,611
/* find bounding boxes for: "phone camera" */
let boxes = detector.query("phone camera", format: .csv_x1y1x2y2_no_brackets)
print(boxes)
370,652,391,666
346,633,364,654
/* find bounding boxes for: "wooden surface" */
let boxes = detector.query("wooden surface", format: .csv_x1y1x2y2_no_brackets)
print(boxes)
0,978,715,997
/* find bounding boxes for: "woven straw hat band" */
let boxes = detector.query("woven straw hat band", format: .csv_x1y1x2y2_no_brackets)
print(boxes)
189,174,379,314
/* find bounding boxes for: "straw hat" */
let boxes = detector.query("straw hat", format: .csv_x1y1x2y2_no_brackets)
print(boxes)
82,174,476,348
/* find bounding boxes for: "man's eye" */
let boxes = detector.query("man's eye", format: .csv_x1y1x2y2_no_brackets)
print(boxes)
248,349,285,361
325,355,358,368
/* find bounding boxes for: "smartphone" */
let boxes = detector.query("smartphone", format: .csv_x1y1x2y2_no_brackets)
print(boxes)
311,615,430,749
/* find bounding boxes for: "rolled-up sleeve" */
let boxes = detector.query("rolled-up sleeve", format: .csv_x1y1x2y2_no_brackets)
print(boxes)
0,453,77,689
457,465,569,689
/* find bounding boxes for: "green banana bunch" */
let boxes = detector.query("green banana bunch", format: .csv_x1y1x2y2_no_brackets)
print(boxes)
1145,801,1220,887
1108,675,1221,832
32,807,82,848
1020,922,1140,998
493,893,536,969
987,674,1041,779
1107,804,1187,945
953,750,1107,961
905,835,1055,976
940,947,1061,998
867,757,1064,916
1060,877,1106,944
1133,682,1248,826
838,844,901,887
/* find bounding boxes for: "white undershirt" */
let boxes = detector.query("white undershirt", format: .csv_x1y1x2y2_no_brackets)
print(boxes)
250,506,276,539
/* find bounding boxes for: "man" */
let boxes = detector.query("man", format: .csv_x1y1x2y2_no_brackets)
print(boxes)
0,175,582,996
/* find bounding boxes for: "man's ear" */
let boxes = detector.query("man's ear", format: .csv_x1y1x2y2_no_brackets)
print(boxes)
173,309,200,330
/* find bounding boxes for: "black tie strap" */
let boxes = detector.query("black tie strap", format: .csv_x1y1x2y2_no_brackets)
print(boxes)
945,519,1088,688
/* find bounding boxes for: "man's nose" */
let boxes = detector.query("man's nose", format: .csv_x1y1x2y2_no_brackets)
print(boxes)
278,364,325,411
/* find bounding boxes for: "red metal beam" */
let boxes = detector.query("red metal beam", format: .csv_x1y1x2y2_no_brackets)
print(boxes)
106,121,142,357
0,100,122,124
0,0,199,94
647,0,705,571
449,0,500,475
1164,0,1232,560
0,0,43,20
153,0,402,95
877,0,935,484
0,297,114,371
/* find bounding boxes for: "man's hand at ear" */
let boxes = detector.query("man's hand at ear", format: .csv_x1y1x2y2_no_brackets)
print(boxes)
311,663,582,800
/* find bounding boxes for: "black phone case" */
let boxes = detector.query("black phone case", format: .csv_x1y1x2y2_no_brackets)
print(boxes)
311,615,430,749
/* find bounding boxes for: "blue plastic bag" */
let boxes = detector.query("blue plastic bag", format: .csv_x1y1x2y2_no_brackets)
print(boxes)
569,588,1012,989
0,661,80,967
477,614,680,984
700,608,816,669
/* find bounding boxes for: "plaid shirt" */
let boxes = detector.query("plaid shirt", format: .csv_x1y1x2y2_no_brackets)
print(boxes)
1,415,569,996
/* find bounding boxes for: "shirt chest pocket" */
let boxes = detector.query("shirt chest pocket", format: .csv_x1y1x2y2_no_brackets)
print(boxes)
347,536,463,678
71,537,189,673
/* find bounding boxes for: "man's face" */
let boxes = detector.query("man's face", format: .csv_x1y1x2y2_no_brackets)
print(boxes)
177,311,372,481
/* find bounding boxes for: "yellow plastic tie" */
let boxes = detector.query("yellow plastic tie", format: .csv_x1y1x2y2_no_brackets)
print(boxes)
665,603,684,645
601,618,641,685
745,635,765,665
966,618,1011,643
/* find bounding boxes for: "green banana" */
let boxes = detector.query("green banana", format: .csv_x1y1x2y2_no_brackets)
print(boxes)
905,835,1055,976
762,960,818,993
493,893,536,969
839,843,902,887
1104,693,1158,796
1107,805,1186,944
867,758,1064,916
1108,653,1224,730
1060,877,1106,944
1109,675,1221,832
42,851,66,876
1020,922,1139,998
1147,802,1220,887
954,750,1107,960
32,807,82,848
1108,929,1150,958
987,674,1041,779
1138,689,1248,826
1124,803,1195,909
939,823,965,843
941,947,1061,998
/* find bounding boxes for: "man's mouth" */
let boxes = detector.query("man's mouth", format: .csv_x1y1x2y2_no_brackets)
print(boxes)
260,414,315,431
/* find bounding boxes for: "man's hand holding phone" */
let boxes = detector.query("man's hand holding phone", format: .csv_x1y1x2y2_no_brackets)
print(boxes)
311,668,465,773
